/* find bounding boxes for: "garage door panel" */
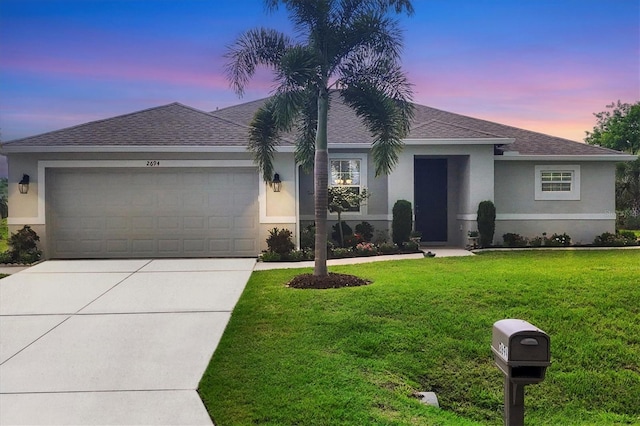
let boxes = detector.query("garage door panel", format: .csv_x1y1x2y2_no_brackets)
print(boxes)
47,168,259,258
106,217,129,230
106,240,129,253
159,193,180,208
131,217,155,229
79,240,103,254
234,216,257,229
132,240,155,253
158,216,179,229
184,217,205,230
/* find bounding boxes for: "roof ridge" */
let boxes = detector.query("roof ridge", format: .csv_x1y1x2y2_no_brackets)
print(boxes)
211,96,269,116
411,118,505,139
415,103,581,143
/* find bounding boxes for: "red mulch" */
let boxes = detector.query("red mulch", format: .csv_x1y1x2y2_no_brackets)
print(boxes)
287,272,372,289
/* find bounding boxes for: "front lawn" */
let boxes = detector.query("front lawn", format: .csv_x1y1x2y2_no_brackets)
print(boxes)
199,251,640,425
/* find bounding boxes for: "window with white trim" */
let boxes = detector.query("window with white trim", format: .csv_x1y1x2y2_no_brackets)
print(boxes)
535,165,580,200
329,155,366,213
541,171,572,192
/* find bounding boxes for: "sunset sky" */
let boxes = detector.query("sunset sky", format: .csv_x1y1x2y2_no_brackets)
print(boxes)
0,0,638,143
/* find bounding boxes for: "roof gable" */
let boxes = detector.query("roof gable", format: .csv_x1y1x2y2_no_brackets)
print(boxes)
2,103,251,147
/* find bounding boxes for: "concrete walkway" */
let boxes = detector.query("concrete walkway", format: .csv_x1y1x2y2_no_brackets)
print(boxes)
0,258,255,426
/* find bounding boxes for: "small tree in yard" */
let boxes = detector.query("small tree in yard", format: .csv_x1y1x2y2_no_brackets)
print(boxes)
477,200,496,247
328,187,368,247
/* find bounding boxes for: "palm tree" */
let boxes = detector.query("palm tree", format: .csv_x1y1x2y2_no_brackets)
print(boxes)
226,0,414,276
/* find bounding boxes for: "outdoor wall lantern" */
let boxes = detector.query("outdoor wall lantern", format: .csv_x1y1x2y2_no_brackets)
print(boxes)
272,173,282,192
18,174,30,194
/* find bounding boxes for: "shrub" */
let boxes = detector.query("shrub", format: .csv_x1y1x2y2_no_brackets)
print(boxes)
331,247,353,258
1,225,42,264
266,227,294,255
477,200,496,247
593,231,637,246
354,242,377,256
260,251,282,262
300,224,315,250
618,230,638,243
373,230,390,244
402,241,420,252
355,222,375,242
344,233,364,248
331,221,352,244
283,250,307,261
378,242,398,254
548,232,571,247
530,235,544,247
502,233,528,247
392,200,412,245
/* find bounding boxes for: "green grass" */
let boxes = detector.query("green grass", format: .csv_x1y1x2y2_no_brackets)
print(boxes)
0,218,8,252
199,251,640,425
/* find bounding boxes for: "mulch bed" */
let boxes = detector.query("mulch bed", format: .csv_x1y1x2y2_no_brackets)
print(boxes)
287,272,372,289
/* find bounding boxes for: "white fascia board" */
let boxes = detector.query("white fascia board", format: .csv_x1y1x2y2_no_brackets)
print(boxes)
495,154,637,162
324,138,514,150
403,138,515,145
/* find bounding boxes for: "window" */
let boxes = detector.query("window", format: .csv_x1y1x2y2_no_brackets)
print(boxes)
541,171,572,192
535,165,580,200
329,156,366,213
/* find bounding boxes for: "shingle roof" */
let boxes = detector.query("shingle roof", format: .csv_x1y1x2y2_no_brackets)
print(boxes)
2,94,628,157
2,103,251,147
213,92,625,156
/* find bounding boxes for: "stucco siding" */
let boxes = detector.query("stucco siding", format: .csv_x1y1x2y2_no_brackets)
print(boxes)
494,161,616,244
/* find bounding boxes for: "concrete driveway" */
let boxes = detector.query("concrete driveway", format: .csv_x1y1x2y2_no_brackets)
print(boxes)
0,258,255,425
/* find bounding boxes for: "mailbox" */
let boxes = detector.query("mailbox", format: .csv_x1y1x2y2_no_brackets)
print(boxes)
491,319,550,384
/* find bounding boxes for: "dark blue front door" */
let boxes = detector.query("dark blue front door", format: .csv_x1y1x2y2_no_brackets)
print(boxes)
414,158,448,242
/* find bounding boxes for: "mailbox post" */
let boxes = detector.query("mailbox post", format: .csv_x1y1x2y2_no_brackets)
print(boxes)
491,319,550,426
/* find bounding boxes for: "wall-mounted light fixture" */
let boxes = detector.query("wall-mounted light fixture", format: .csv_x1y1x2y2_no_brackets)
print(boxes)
272,173,282,192
18,174,30,194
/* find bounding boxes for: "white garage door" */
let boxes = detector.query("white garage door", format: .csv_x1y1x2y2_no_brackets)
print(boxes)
46,168,259,258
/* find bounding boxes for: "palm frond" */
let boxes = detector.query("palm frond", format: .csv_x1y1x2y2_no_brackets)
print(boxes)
225,28,292,96
294,90,318,172
248,100,281,183
249,91,312,182
275,45,321,92
338,48,412,106
340,84,413,176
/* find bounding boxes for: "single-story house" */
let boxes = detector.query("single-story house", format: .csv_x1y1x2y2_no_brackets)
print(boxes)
1,93,635,258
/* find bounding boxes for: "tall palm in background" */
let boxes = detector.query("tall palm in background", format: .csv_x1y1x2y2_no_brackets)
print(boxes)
226,0,414,276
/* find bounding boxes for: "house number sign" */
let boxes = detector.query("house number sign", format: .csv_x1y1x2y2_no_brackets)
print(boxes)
146,161,161,167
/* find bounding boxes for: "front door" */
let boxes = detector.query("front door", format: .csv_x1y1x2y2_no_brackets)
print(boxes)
414,158,448,242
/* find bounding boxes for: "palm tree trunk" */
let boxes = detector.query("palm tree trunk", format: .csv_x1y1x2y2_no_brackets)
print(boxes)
314,89,329,276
